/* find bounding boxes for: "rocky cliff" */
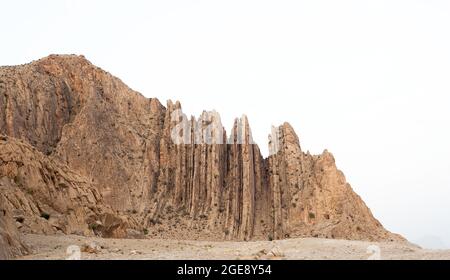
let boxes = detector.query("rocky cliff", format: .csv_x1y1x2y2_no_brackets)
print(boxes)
0,55,402,257
0,135,134,238
0,194,28,259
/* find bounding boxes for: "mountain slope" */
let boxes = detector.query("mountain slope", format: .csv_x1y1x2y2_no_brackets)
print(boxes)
0,135,133,239
0,55,403,249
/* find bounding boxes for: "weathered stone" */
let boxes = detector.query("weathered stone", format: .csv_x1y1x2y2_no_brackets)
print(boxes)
0,55,403,249
0,195,28,259
0,135,130,239
266,123,403,241
81,241,101,254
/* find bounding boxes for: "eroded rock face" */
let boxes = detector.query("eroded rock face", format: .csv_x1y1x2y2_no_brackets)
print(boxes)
0,135,131,238
0,55,403,245
0,195,28,259
266,123,403,241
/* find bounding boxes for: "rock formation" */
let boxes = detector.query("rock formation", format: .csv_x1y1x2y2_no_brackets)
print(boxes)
0,55,403,256
0,135,132,238
0,194,28,259
266,123,396,240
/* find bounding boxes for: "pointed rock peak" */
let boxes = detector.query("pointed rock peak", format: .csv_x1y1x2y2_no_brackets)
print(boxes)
169,109,226,145
240,114,249,124
201,110,222,124
281,121,293,130
280,122,301,149
166,99,182,111
280,122,299,139
195,110,225,145
233,114,250,129
318,149,335,164
166,100,184,125
229,115,254,145
268,125,282,156
267,122,302,156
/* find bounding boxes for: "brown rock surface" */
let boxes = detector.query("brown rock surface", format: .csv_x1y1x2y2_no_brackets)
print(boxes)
266,123,403,241
0,55,403,247
0,135,130,238
0,195,28,259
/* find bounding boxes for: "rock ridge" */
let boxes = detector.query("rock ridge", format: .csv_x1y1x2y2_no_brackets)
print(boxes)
0,55,403,257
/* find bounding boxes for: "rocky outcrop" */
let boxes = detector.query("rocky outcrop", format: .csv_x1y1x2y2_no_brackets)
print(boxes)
0,195,28,259
266,123,402,241
145,103,268,240
0,55,403,246
1,55,166,214
0,135,131,238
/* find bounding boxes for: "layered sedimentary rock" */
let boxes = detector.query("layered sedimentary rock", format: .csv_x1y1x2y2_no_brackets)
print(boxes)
0,55,403,249
266,123,399,240
149,102,267,240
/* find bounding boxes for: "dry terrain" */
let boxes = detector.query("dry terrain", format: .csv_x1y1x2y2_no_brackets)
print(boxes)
18,234,450,260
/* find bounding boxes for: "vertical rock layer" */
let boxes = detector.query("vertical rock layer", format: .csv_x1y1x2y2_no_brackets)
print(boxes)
0,55,403,249
266,123,399,241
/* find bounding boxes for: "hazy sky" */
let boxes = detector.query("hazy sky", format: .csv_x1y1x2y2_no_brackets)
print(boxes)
1,0,449,249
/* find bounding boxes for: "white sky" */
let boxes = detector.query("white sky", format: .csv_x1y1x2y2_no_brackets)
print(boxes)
1,0,449,249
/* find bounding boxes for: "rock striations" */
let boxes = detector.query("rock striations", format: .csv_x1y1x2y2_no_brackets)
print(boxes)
0,55,402,258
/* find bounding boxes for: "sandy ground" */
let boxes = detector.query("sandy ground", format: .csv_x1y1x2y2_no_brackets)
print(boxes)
17,234,450,260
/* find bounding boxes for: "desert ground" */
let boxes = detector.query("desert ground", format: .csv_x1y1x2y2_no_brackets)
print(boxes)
17,234,450,260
